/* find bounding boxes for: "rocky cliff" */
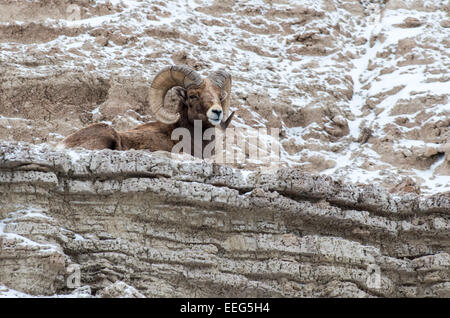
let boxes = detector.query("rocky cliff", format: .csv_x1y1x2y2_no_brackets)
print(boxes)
0,141,449,297
0,0,449,297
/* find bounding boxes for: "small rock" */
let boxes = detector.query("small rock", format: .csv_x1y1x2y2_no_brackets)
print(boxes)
389,177,421,195
70,286,92,298
97,281,145,298
357,127,373,144
440,20,450,28
398,17,424,28
95,35,109,47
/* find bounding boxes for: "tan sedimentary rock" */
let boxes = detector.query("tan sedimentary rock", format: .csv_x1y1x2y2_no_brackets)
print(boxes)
0,0,449,298
0,142,448,297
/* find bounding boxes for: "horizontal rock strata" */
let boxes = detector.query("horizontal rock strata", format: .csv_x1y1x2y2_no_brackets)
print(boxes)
0,142,448,297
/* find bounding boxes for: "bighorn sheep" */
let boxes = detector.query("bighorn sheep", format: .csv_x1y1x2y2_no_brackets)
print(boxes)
62,65,234,158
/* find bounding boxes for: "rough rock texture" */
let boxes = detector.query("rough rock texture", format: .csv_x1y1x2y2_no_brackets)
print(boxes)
0,141,449,297
0,0,449,298
0,0,449,194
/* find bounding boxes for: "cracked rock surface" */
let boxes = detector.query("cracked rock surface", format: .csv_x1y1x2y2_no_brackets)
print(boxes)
0,142,448,297
0,0,449,194
0,0,449,298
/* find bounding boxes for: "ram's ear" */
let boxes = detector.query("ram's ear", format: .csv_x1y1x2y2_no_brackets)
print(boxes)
174,87,188,106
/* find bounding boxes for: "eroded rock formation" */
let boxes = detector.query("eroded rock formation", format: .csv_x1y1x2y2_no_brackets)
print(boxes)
0,0,449,298
0,142,448,297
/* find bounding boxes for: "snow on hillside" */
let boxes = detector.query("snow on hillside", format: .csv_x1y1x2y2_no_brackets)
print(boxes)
0,0,448,194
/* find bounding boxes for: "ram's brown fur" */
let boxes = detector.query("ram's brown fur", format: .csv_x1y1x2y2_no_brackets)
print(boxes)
62,122,175,151
62,67,234,158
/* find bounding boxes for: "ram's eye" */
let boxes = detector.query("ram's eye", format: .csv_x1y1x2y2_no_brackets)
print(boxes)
189,94,199,100
220,91,227,102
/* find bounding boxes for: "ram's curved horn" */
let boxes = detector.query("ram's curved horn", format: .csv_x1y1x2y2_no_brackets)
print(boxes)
149,65,203,124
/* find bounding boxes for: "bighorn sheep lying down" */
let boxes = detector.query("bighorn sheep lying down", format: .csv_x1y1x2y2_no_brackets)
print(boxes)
62,65,234,158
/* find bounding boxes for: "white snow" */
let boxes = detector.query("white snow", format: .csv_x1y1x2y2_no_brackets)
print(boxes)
0,0,448,194
0,208,60,254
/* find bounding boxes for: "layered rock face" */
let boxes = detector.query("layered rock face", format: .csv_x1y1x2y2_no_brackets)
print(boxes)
0,0,449,194
0,142,449,297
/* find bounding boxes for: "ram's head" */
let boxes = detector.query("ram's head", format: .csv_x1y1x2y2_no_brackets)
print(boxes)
149,65,234,129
